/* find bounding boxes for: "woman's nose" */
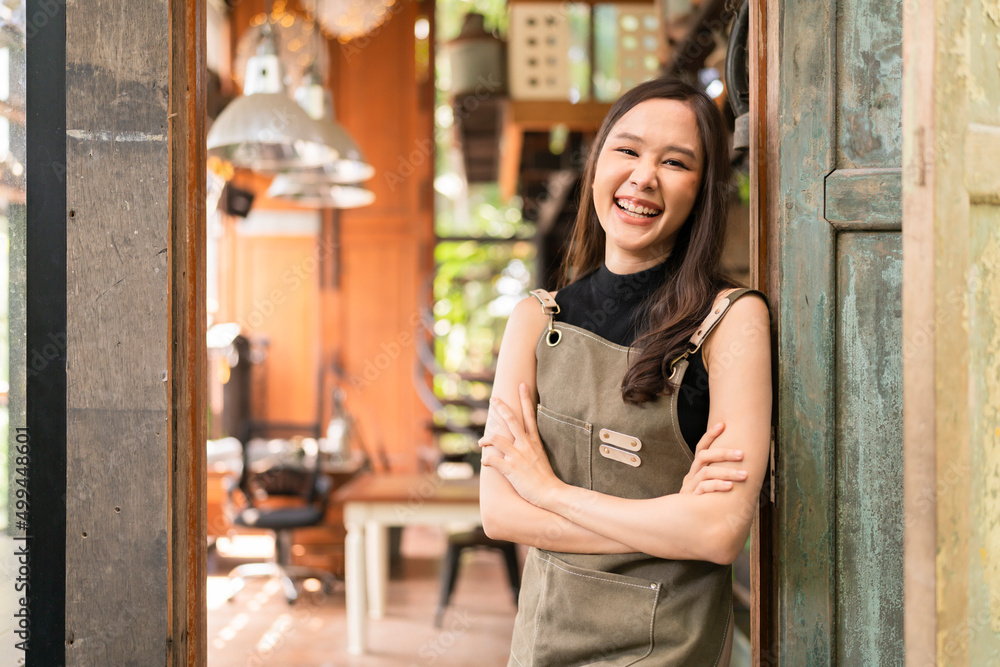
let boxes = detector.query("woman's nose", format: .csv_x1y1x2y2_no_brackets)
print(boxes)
629,160,657,190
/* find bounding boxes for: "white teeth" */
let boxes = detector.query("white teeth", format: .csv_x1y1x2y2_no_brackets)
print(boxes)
616,199,660,217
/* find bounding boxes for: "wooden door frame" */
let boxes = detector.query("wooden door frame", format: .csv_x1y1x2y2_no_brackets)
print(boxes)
23,0,207,661
169,0,208,664
748,0,778,664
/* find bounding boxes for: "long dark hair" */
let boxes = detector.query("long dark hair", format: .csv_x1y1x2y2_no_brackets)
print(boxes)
559,78,735,404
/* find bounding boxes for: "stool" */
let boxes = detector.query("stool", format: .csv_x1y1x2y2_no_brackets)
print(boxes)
435,527,520,627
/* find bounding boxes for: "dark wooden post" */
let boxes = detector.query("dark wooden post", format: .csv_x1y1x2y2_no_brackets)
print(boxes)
63,0,205,663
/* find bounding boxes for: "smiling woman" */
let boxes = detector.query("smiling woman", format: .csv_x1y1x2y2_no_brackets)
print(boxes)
592,98,703,274
478,78,771,667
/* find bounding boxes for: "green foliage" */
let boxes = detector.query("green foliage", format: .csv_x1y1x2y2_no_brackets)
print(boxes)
734,169,751,207
430,0,537,451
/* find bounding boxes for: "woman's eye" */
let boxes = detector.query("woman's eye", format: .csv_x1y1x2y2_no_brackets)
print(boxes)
615,148,638,156
664,159,688,169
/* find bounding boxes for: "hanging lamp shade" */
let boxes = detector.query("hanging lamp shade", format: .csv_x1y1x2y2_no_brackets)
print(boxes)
267,175,375,208
233,11,329,97
291,69,376,184
207,28,338,171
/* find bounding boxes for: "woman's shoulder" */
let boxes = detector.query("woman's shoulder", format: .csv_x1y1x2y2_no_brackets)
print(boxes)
715,286,766,304
701,288,772,377
712,287,769,319
703,288,770,356
506,292,556,338
494,293,556,364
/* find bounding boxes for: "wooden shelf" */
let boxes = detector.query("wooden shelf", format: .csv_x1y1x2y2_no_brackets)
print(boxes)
508,0,654,4
500,100,612,200
508,100,614,131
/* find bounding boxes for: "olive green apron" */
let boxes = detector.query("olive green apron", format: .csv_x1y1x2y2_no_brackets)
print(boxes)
508,288,758,667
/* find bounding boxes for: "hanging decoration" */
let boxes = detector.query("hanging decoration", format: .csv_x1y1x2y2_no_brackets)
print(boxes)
266,68,375,209
315,0,399,44
207,24,339,171
234,1,329,96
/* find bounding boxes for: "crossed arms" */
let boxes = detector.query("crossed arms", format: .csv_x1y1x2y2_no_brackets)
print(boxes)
478,292,771,566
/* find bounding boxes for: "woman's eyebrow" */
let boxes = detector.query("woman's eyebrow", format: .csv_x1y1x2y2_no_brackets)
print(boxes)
610,131,698,160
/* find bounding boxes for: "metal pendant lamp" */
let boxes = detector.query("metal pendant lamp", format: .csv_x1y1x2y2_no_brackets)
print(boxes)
267,68,376,208
207,26,339,172
293,68,375,184
267,177,376,208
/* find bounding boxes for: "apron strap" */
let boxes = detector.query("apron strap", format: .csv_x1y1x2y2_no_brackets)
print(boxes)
688,288,762,350
669,288,767,376
530,289,563,347
530,289,559,314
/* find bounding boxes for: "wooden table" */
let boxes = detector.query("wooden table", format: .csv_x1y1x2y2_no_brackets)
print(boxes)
333,473,481,655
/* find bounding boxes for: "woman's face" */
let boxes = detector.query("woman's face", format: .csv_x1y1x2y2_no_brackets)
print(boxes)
592,98,704,273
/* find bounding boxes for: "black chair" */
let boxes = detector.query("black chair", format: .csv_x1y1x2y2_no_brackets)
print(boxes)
435,526,520,627
223,445,338,604
431,451,520,627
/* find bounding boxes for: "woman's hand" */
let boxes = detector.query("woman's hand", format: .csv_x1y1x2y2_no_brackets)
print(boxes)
479,383,562,507
679,422,748,495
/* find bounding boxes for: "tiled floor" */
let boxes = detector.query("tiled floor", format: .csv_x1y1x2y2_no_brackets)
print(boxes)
207,527,517,667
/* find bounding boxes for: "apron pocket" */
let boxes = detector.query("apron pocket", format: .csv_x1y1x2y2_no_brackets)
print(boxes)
531,551,660,666
536,404,592,490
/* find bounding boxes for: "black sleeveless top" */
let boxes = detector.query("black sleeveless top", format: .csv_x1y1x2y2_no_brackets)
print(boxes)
552,262,710,451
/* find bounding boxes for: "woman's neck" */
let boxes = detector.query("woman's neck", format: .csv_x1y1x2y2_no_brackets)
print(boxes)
603,247,672,275
592,259,668,300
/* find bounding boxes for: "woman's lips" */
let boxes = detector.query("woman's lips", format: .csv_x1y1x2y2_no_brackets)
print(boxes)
613,198,662,225
615,196,662,215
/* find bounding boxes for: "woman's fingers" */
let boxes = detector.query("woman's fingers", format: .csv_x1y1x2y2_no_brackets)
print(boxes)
696,465,748,483
518,383,540,441
693,421,726,455
480,447,510,475
490,396,526,440
478,432,513,455
693,479,734,494
695,447,745,467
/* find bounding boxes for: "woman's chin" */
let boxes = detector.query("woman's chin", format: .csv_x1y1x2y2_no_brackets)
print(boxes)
607,229,665,253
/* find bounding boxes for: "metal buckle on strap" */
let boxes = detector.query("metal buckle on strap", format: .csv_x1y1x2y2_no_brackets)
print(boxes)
667,341,698,382
531,290,562,347
546,326,562,347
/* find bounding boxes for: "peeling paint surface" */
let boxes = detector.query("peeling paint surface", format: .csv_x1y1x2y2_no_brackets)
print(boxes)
779,0,906,662
836,0,903,168
972,0,1000,122
929,0,1000,660
969,207,1000,660
836,234,904,665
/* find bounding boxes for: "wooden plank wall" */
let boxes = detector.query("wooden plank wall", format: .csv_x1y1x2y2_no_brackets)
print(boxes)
224,0,435,471
328,0,436,470
831,2,905,664
229,214,323,427
64,0,174,662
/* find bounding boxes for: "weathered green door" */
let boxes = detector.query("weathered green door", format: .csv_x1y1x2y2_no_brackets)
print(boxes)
773,0,904,663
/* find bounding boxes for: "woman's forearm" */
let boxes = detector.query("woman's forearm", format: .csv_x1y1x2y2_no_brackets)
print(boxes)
540,481,753,564
480,469,635,554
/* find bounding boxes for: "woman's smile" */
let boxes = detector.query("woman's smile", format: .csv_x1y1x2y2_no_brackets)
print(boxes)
613,196,663,221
